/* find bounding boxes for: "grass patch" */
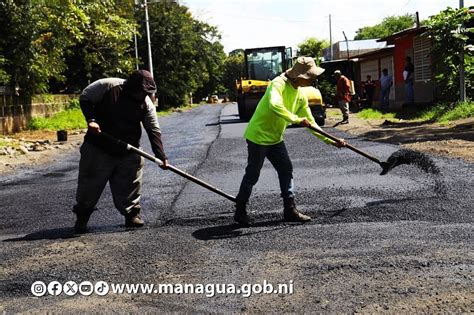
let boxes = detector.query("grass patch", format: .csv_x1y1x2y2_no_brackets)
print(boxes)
27,108,86,131
413,100,474,122
26,102,204,131
0,138,12,147
357,108,397,120
0,137,21,150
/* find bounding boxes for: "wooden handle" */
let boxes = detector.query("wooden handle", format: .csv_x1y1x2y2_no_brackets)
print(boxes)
100,132,237,202
307,125,383,165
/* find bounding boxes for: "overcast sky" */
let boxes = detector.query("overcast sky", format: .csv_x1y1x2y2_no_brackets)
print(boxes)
181,0,473,53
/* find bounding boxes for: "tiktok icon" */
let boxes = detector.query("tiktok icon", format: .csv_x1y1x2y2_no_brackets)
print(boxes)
94,281,109,296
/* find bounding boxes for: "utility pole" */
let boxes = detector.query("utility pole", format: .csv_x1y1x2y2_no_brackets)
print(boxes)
329,14,333,60
144,1,154,78
134,0,154,76
343,31,350,60
134,33,139,70
460,0,466,101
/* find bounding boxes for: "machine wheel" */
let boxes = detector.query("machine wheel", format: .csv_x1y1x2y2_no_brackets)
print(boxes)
238,96,251,121
237,96,247,121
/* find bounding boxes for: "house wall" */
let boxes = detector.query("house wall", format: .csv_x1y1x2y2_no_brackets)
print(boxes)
393,35,414,84
356,51,395,107
393,34,437,106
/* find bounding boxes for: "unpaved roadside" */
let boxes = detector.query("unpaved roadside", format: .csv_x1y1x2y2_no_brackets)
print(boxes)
0,130,84,175
326,108,474,163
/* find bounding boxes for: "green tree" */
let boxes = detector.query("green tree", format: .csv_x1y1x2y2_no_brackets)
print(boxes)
140,1,225,107
192,21,227,101
0,56,9,84
0,0,36,94
221,51,245,100
425,7,473,101
354,14,416,40
0,0,136,94
60,0,136,92
31,1,89,93
297,37,329,62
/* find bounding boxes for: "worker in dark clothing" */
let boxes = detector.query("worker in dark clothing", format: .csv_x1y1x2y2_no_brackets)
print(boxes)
363,75,376,108
403,56,415,106
73,70,168,233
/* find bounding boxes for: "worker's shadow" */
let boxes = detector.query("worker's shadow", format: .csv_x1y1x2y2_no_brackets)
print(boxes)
2,228,79,242
2,225,126,242
192,220,298,241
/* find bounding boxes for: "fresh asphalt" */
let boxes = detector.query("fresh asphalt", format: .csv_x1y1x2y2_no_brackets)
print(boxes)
0,103,472,312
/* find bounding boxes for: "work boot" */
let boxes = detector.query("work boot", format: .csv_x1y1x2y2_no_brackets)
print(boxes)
283,198,311,222
74,214,91,234
125,214,145,228
234,202,250,226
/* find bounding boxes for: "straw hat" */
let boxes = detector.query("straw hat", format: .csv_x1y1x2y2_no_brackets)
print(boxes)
286,56,325,80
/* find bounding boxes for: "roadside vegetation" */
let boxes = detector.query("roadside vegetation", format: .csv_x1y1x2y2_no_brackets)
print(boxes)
28,108,85,131
356,109,397,120
23,98,206,132
27,99,85,131
415,100,474,122
356,100,474,123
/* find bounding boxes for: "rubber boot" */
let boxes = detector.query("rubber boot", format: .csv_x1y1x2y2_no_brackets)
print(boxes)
125,215,145,228
74,214,91,234
283,198,311,222
234,202,250,226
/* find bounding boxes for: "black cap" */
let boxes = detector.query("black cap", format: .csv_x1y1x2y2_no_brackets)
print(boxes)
123,70,157,95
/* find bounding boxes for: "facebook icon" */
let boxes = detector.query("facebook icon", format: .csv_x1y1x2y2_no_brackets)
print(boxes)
47,281,62,296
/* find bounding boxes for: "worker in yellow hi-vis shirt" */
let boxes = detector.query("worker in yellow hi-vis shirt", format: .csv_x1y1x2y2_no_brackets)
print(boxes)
235,57,346,226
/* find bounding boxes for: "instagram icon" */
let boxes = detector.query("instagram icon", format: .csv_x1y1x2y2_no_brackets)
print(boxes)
31,281,47,297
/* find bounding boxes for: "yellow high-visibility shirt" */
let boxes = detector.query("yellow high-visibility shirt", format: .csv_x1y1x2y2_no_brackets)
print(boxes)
244,75,334,146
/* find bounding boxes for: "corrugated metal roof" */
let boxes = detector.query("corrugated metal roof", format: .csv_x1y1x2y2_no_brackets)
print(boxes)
337,39,387,50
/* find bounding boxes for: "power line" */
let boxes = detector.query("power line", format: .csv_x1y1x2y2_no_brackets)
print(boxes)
393,0,412,15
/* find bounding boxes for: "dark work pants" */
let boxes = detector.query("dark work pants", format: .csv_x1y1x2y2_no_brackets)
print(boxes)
73,141,144,217
236,140,294,204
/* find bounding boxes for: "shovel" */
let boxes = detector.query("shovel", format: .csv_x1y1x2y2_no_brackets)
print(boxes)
100,133,237,202
307,125,398,175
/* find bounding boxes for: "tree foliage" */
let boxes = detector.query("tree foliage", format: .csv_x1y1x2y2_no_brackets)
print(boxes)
354,14,416,40
0,56,9,84
297,37,329,62
0,0,135,95
425,7,473,101
60,0,137,92
221,51,245,100
0,0,36,94
138,1,226,107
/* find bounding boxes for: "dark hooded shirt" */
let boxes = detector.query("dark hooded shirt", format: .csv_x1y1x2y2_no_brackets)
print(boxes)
79,71,166,160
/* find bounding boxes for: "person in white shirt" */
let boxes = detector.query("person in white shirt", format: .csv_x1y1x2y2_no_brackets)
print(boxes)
379,68,393,110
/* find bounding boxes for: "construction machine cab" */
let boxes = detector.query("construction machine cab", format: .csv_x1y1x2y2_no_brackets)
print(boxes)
236,46,292,120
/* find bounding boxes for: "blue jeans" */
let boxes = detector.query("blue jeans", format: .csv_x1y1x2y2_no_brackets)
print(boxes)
405,81,414,105
236,140,294,204
380,87,390,109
